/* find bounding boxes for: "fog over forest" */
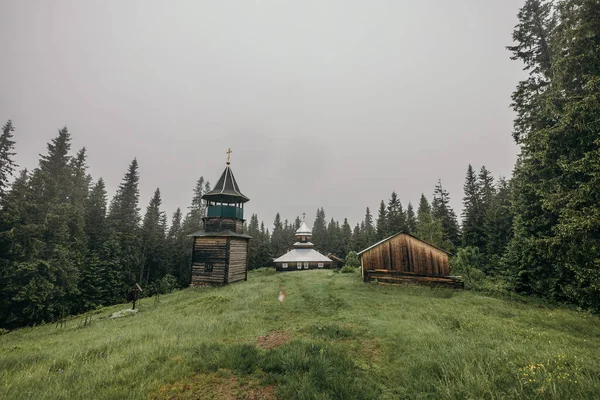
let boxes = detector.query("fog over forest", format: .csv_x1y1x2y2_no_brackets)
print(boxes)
1,0,524,225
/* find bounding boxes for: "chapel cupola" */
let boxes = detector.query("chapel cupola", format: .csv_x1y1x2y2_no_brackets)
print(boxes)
201,148,249,233
293,214,315,248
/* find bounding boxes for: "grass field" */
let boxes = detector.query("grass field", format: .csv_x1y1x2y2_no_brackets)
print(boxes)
1,268,599,399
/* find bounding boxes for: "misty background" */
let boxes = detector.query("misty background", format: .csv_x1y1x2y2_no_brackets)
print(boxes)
1,0,524,226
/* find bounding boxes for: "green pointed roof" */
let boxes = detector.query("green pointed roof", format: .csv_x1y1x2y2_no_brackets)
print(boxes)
202,165,249,204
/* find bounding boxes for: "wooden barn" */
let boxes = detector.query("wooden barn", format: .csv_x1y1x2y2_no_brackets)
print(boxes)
189,151,251,286
358,232,463,288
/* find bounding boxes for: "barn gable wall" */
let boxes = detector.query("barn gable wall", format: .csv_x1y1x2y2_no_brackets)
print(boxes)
361,233,449,276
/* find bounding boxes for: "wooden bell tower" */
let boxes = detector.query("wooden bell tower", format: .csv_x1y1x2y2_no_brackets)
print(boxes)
189,149,251,286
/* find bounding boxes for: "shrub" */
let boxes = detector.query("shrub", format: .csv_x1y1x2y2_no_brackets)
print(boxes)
340,266,356,273
450,247,487,290
345,251,360,267
147,274,179,296
158,274,178,293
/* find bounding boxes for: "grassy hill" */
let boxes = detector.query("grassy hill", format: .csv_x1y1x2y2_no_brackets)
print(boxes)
1,269,599,399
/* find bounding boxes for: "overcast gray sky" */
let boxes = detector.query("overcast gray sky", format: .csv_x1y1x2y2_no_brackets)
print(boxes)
1,0,524,228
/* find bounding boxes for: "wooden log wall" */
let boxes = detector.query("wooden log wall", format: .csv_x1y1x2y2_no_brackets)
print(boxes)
191,237,228,285
365,270,464,289
228,239,249,283
361,234,449,276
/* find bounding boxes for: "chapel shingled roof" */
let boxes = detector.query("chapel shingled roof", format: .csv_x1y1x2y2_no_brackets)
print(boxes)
202,165,249,204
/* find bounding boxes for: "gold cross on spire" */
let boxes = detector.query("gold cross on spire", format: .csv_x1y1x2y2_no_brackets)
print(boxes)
226,148,232,165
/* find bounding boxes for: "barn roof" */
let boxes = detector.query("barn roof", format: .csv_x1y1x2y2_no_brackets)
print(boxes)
202,165,250,204
273,248,332,263
357,231,451,256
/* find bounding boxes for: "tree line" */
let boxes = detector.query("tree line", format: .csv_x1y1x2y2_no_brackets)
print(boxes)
1,0,598,329
0,125,214,328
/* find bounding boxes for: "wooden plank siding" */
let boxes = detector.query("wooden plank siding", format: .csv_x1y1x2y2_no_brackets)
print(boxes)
360,233,449,277
228,239,249,283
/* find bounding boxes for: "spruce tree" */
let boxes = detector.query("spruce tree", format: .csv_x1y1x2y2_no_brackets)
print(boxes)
312,208,328,252
484,178,514,272
415,194,445,248
504,0,562,300
506,0,600,310
85,179,108,252
80,175,110,312
247,214,261,269
432,180,460,251
0,170,43,328
258,222,272,267
182,177,206,234
461,164,483,248
406,202,417,234
140,188,168,285
107,159,142,290
271,213,286,257
350,223,362,252
326,218,342,256
19,128,81,323
0,120,17,200
386,192,406,235
341,218,352,256
376,200,387,240
363,207,375,245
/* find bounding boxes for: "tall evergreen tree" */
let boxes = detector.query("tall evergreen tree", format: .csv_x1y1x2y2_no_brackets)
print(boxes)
386,191,406,235
506,0,600,310
271,213,285,257
376,200,387,240
258,222,273,267
415,194,445,248
406,202,417,234
504,0,563,300
247,214,261,269
326,218,342,256
107,159,142,290
312,208,327,252
167,207,191,286
432,180,460,251
341,218,352,257
461,164,483,248
363,207,375,245
85,180,108,253
140,188,168,285
484,178,514,270
350,223,362,252
0,169,43,328
182,177,206,234
0,120,17,200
